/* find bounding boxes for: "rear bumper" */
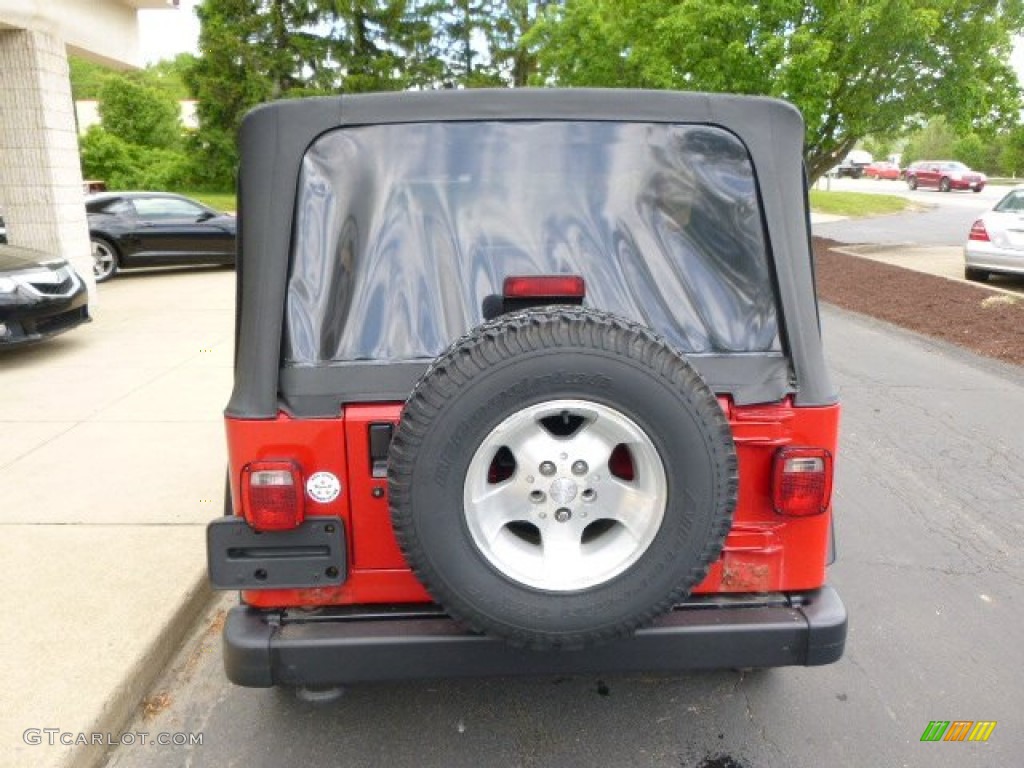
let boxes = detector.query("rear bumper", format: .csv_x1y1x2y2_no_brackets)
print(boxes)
223,587,847,687
0,290,89,346
964,243,1024,275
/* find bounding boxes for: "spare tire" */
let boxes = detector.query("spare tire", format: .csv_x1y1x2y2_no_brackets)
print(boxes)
388,307,737,649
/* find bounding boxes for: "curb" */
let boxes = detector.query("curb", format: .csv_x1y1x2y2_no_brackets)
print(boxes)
821,303,1024,379
68,568,214,768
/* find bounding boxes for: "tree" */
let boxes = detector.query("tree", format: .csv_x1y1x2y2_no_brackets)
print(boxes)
185,0,438,189
999,125,1024,177
318,0,443,91
531,0,1024,179
433,0,504,86
952,133,996,173
486,0,553,87
902,117,956,166
98,77,183,150
69,57,112,100
183,0,326,188
861,135,897,163
129,54,196,101
70,54,194,102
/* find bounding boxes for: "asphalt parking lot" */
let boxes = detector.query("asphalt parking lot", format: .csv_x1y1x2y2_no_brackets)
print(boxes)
102,302,1024,768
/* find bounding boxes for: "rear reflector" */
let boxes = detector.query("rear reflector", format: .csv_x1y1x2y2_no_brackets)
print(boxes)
772,447,833,517
968,220,990,242
503,275,585,299
242,461,304,531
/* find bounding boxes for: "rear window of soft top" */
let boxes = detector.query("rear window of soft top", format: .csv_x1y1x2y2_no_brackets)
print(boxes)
285,120,781,364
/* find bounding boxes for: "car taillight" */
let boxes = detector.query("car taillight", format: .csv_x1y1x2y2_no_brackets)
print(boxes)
503,275,585,300
241,461,304,531
772,447,833,516
968,220,990,242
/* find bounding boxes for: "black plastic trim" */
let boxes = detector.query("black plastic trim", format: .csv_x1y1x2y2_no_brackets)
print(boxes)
222,586,847,687
278,354,793,416
207,516,346,590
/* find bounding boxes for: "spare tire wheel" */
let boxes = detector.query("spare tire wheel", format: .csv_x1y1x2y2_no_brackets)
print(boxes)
388,307,737,649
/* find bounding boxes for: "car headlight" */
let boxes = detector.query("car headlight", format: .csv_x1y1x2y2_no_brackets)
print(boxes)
0,276,18,294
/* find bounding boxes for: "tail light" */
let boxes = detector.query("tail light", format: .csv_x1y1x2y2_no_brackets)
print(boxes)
241,461,304,531
503,275,585,300
772,447,833,516
968,220,990,242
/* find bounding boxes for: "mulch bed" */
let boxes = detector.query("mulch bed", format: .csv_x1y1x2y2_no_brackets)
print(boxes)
813,238,1024,367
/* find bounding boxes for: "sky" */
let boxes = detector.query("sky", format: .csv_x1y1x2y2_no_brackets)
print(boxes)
137,0,201,64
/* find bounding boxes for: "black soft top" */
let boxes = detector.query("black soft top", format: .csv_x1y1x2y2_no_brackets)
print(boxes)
228,89,835,419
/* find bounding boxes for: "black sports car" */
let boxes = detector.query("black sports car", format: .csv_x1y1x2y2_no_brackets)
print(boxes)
86,192,236,282
0,245,90,346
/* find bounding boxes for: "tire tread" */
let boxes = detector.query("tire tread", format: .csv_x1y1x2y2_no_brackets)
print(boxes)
389,307,738,650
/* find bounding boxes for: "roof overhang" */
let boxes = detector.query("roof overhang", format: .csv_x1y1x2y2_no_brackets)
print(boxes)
0,0,178,69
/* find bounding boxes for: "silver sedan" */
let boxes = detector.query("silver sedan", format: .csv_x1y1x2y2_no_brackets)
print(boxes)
964,185,1024,281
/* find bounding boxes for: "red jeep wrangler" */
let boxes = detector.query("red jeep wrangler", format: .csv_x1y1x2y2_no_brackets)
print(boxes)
208,89,846,687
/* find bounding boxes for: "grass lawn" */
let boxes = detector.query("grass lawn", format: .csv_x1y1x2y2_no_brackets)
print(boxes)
809,189,912,217
185,192,236,212
186,189,910,219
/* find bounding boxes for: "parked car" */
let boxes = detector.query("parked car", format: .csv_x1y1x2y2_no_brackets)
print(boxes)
86,192,236,282
0,245,90,346
207,90,846,688
964,185,1024,281
833,149,873,178
906,161,986,192
0,212,6,244
864,161,901,180
900,161,924,181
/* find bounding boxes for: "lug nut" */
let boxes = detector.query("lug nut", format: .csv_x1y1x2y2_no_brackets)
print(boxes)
554,508,572,523
530,490,546,503
582,488,596,502
571,460,588,476
539,461,557,476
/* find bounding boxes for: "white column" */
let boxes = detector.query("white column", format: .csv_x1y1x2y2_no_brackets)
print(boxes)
0,28,95,298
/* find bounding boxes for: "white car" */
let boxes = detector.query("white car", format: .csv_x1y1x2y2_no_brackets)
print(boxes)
964,185,1024,281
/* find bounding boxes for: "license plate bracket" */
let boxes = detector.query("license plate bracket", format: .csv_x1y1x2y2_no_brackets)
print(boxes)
207,516,346,590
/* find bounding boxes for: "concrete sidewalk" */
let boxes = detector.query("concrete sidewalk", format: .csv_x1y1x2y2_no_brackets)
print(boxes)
832,243,1024,297
0,267,233,768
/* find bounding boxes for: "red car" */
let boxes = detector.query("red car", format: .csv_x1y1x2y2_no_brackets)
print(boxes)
906,161,986,192
864,161,901,180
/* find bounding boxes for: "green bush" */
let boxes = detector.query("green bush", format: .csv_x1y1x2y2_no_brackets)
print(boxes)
98,77,182,150
79,126,202,191
79,127,140,189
